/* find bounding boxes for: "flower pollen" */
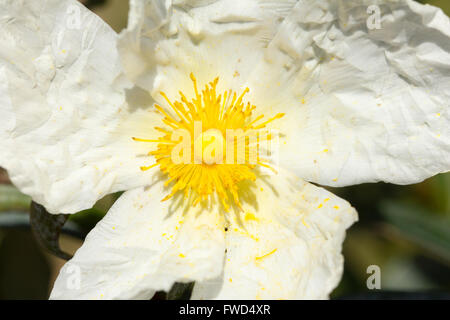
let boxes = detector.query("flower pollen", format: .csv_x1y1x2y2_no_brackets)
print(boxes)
133,73,284,211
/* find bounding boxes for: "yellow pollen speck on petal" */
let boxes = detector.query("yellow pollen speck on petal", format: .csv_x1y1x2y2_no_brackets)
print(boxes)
132,73,283,210
323,149,329,153
334,205,340,210
229,278,233,283
317,203,323,209
301,218,310,228
245,212,258,222
324,198,330,202
179,253,185,258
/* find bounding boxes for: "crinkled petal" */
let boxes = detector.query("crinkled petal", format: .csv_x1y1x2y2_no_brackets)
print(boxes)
0,0,160,213
244,0,450,186
192,168,358,299
118,0,298,100
50,179,226,299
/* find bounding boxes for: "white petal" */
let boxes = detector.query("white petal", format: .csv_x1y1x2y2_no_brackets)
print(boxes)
192,168,358,299
50,180,226,299
245,0,450,187
118,0,297,100
0,0,161,213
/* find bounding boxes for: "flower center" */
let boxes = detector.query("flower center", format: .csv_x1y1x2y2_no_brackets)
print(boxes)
133,74,284,211
193,129,224,165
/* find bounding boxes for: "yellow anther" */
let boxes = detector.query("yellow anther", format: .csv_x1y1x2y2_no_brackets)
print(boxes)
133,74,283,210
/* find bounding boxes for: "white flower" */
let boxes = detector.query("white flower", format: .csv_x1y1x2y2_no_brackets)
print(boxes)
0,0,449,299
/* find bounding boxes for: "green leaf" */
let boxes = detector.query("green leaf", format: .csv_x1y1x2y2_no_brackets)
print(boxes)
68,193,120,232
380,200,450,263
29,201,72,260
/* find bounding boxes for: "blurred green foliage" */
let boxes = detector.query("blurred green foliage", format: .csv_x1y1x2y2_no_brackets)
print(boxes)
0,185,31,212
418,0,450,15
0,0,449,299
331,173,450,297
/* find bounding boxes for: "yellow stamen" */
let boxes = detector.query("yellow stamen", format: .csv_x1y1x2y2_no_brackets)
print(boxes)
140,164,158,171
255,248,278,261
133,74,283,210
